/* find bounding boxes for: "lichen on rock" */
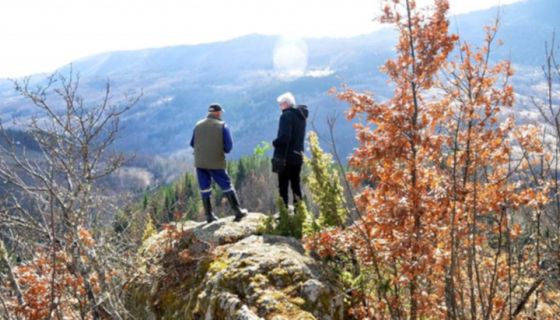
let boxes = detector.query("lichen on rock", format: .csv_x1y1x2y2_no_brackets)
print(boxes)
126,213,344,320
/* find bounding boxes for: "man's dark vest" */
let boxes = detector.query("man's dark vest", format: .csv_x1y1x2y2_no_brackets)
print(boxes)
193,115,226,169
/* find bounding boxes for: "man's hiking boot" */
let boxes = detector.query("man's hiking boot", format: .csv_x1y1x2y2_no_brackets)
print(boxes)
203,196,218,223
226,191,248,222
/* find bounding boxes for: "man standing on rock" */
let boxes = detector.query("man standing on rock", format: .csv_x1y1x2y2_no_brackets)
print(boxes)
190,103,248,223
272,92,308,207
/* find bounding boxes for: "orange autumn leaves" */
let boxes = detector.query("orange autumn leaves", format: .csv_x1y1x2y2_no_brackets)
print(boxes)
13,252,88,320
318,0,550,318
4,228,111,320
2,226,133,320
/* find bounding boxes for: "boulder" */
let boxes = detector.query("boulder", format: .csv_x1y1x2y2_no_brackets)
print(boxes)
128,213,344,320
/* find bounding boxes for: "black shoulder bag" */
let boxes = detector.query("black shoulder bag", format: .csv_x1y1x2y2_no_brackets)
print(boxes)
272,118,290,174
271,144,289,174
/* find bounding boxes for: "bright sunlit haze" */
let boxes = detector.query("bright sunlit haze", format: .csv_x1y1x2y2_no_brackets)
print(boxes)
0,0,524,78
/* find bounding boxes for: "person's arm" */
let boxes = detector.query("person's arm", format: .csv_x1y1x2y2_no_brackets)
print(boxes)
223,124,233,154
273,113,292,148
190,129,195,148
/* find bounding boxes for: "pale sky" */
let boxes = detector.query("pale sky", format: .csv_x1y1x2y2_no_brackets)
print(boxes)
0,0,524,78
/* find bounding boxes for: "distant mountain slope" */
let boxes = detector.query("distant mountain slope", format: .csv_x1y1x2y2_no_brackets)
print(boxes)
0,0,558,159
452,0,559,65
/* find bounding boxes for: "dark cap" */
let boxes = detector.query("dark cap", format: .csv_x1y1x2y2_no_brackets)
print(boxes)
208,103,224,113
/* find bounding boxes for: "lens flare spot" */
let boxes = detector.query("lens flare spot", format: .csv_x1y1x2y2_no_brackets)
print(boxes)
273,36,308,79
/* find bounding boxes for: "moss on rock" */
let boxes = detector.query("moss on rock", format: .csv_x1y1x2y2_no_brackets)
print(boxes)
126,213,345,320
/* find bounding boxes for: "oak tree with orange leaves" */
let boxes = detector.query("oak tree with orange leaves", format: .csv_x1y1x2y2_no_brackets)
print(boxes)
312,0,553,319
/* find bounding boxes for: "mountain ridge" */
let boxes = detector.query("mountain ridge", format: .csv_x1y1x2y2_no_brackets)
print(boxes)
0,0,558,160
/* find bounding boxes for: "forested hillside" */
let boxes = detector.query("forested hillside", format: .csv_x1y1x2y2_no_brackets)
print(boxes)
0,0,557,161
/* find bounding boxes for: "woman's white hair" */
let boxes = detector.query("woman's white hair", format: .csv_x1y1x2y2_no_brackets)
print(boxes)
276,92,296,107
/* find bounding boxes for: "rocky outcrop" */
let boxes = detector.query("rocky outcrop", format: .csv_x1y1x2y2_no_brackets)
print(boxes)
127,213,344,320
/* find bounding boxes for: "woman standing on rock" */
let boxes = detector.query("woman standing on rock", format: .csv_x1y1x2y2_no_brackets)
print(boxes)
272,92,308,207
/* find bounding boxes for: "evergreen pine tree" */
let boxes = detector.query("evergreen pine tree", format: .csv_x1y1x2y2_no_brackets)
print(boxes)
142,194,148,211
259,198,309,239
163,187,175,222
305,131,347,230
301,200,320,237
183,172,200,220
275,197,292,236
291,200,309,239
235,159,247,190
